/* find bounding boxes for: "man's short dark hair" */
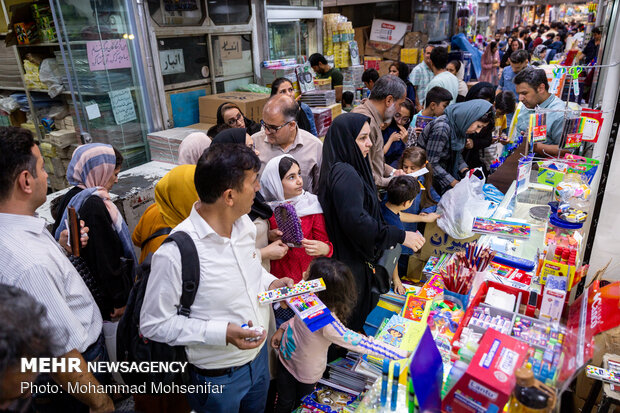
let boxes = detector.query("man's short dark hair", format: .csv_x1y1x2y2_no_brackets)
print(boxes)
510,49,530,64
0,285,55,380
195,144,260,204
425,86,453,107
519,29,529,38
342,91,354,105
309,53,327,66
592,27,601,35
0,127,37,202
386,176,420,205
362,68,379,84
430,46,449,70
495,91,517,114
514,67,549,91
369,75,406,101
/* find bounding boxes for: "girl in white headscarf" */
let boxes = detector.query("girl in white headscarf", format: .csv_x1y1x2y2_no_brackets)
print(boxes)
260,154,333,284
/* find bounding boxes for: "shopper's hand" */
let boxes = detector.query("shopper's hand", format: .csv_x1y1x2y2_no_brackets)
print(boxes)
271,327,285,350
420,212,441,223
261,240,289,260
499,134,510,144
393,280,407,295
392,169,405,177
110,306,126,320
269,277,294,290
403,231,425,252
59,220,89,254
388,132,401,142
268,229,283,242
414,127,423,136
301,239,330,256
465,138,474,149
226,321,266,349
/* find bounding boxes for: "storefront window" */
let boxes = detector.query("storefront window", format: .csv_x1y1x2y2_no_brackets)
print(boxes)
52,0,150,166
210,34,253,77
266,0,319,7
148,0,206,27
207,0,251,25
413,2,454,42
157,36,210,88
268,20,317,60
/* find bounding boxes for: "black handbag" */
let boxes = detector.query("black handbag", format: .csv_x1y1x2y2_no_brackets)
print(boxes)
68,254,105,309
368,244,402,295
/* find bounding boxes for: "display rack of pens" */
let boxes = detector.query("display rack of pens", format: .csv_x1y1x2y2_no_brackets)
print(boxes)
561,115,586,149
529,112,547,143
441,241,496,295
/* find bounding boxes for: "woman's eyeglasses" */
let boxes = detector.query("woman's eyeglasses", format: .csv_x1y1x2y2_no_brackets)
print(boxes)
394,112,410,124
226,113,243,126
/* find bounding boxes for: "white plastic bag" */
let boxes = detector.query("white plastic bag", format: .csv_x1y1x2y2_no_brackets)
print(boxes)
437,170,492,239
38,58,64,98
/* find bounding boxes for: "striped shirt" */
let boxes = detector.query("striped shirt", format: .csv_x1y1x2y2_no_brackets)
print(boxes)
0,213,102,356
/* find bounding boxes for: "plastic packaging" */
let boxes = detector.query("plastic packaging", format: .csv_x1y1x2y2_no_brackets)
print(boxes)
507,367,554,412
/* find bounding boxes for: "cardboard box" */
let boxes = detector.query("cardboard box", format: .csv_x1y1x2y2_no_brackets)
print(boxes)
186,123,215,132
443,329,530,412
326,103,342,120
364,41,401,62
354,26,369,60
198,92,269,123
49,129,77,148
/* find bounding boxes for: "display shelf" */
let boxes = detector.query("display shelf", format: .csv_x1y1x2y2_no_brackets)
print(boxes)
0,85,25,91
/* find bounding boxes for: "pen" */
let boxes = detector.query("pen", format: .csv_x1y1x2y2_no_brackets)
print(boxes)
381,358,389,406
391,362,400,411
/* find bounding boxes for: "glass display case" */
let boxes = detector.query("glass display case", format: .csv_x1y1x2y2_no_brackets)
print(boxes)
207,0,251,25
412,1,454,42
51,0,151,167
157,35,210,88
268,19,317,60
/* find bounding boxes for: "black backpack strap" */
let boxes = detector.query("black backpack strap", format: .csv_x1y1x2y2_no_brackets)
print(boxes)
141,227,172,249
163,231,200,317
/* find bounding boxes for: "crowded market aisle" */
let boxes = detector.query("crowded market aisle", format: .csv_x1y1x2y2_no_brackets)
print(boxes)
0,2,619,413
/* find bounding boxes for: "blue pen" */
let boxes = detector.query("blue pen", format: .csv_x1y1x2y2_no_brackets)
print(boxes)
380,359,389,406
391,362,400,411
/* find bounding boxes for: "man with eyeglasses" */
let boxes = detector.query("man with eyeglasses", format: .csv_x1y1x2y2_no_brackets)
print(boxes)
252,95,323,194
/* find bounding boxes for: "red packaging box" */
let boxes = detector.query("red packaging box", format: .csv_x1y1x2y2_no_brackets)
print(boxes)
443,329,530,412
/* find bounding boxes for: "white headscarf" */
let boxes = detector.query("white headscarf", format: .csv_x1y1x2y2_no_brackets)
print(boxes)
178,132,211,165
260,154,323,217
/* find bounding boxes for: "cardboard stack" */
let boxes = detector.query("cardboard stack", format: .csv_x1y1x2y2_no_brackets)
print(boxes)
39,116,79,191
311,103,342,137
198,91,269,124
342,65,365,93
147,127,211,164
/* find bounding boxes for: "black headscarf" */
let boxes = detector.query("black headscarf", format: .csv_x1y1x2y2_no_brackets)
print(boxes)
215,102,261,136
210,128,272,220
212,127,247,145
465,82,496,102
318,113,380,222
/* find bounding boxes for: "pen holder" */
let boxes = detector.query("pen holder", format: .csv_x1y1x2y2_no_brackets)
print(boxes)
443,289,469,310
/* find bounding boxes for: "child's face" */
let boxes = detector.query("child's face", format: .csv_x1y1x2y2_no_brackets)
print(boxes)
496,108,505,117
281,163,303,199
394,106,411,127
402,159,422,175
430,101,449,117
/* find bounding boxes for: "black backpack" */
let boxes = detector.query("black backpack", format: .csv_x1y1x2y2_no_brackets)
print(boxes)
116,231,199,387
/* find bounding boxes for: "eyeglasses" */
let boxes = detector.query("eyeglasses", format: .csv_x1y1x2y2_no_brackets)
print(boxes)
260,119,292,134
394,112,411,124
226,112,243,126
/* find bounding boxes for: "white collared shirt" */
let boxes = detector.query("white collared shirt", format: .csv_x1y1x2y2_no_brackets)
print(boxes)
0,213,103,356
140,204,277,369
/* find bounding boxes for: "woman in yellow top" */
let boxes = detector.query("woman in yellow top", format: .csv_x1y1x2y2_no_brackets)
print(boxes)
132,164,198,263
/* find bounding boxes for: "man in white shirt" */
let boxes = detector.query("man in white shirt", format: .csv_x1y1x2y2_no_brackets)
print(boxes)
425,46,460,105
0,127,113,413
140,143,293,413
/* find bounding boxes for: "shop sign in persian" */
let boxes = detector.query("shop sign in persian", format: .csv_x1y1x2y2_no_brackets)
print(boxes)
219,36,242,60
108,88,137,125
159,49,185,75
87,39,132,71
